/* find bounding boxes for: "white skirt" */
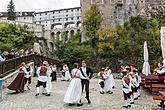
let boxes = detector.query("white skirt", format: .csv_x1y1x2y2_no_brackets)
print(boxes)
64,78,82,103
104,77,112,92
65,71,71,80
110,74,115,87
46,77,52,93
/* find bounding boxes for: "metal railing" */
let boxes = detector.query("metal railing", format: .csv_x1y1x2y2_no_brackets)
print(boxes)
0,54,60,78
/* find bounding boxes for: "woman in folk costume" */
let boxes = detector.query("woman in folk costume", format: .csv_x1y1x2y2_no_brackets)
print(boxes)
35,61,51,96
121,69,132,108
98,68,107,94
108,67,115,88
63,64,71,81
8,62,26,93
45,61,53,95
64,63,85,106
104,67,113,94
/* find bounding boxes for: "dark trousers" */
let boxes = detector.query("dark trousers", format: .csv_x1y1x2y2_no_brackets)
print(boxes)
24,77,31,84
123,91,131,100
81,79,90,99
99,81,104,88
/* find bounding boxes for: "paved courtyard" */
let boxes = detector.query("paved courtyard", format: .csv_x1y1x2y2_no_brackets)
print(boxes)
0,78,161,110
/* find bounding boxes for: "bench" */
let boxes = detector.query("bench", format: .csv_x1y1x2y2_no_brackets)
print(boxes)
153,91,165,109
143,75,159,88
150,84,165,93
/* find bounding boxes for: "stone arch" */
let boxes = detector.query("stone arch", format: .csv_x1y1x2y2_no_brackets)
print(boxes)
51,32,55,41
77,29,81,33
49,42,54,52
56,31,61,40
70,30,75,37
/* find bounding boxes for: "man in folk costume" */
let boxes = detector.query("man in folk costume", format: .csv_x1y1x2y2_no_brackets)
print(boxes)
98,68,106,94
64,63,86,106
23,63,33,90
50,63,57,81
104,67,113,94
122,69,132,108
35,61,51,96
80,60,93,104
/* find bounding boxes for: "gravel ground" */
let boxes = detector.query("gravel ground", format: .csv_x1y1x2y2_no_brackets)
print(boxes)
0,78,162,110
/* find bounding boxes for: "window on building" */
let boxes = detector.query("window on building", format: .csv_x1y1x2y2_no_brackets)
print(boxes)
58,19,60,21
66,10,68,12
71,17,73,20
66,18,68,21
53,16,55,18
77,17,79,19
53,20,54,22
71,9,73,12
40,18,41,20
45,13,47,15
59,11,60,13
39,21,41,24
111,0,115,3
24,17,26,19
77,8,79,11
66,14,68,17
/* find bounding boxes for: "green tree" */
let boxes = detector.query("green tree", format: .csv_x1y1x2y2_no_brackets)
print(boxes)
7,0,16,20
54,32,93,69
83,4,102,69
0,22,37,51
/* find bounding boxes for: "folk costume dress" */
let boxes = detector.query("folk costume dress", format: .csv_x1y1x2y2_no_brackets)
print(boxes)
104,69,113,93
64,68,86,104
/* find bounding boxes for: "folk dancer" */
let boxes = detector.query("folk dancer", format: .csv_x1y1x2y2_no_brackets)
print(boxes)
80,60,93,104
23,63,33,90
122,69,132,108
46,62,53,96
35,61,51,96
64,63,85,106
104,67,113,94
98,68,106,94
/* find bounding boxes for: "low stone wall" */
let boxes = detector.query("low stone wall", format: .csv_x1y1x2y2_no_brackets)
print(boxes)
1,62,34,88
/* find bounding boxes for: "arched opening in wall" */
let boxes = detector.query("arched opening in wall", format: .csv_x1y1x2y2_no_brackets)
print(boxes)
51,23,62,29
56,31,61,41
70,30,75,37
51,32,55,41
77,29,81,34
65,22,75,28
77,21,82,27
49,42,54,52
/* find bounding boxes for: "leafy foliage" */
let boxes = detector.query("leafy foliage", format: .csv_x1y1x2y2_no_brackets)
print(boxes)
54,32,93,69
0,22,37,51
